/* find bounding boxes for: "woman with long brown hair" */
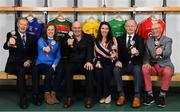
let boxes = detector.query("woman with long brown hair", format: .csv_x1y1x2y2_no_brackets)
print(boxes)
94,21,118,104
32,23,61,105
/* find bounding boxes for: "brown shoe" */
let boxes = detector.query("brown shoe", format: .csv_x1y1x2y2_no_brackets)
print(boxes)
116,96,125,106
64,97,72,108
44,92,54,105
51,91,60,104
85,98,93,108
132,97,141,108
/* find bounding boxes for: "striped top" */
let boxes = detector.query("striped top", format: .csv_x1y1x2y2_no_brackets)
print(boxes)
94,37,118,64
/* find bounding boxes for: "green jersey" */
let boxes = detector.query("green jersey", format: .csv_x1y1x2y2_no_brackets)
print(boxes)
48,16,72,40
108,19,126,38
48,17,72,59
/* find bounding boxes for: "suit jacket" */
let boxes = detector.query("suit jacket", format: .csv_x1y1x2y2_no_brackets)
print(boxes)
144,35,174,73
116,34,145,66
3,31,36,74
64,32,94,64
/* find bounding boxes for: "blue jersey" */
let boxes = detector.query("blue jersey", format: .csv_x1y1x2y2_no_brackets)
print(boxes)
26,17,44,42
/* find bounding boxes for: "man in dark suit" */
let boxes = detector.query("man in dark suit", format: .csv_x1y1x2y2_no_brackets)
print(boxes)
63,21,94,108
113,19,144,108
3,17,37,109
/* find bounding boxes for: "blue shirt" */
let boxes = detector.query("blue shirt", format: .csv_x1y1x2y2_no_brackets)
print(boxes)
36,37,61,65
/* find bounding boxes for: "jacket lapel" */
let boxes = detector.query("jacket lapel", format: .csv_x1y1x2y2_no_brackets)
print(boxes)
121,34,126,48
149,37,156,56
15,31,24,47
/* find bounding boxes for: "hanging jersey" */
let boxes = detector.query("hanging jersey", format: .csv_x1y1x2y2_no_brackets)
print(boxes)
48,17,72,60
26,17,44,42
48,17,72,39
136,17,165,40
83,17,100,38
108,19,126,38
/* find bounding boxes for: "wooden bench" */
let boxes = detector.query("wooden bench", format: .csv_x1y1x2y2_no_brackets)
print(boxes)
66,73,180,81
0,72,180,81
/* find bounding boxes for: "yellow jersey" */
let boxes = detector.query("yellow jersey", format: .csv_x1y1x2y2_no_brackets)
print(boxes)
83,17,100,38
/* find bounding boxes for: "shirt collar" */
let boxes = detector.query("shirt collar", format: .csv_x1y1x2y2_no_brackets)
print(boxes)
126,34,134,38
154,36,162,41
126,34,134,43
48,37,54,40
18,31,26,37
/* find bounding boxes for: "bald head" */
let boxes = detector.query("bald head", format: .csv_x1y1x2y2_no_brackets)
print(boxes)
124,19,137,35
72,21,82,37
125,19,137,27
72,21,82,28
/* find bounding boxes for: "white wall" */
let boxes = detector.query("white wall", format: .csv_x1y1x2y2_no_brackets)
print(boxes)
0,0,15,71
0,0,14,6
136,0,162,7
0,0,180,72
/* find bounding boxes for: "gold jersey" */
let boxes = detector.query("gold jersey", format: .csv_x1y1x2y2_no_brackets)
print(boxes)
83,17,100,38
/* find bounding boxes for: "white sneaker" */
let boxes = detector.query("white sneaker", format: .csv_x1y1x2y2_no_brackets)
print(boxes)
99,98,105,103
105,95,111,104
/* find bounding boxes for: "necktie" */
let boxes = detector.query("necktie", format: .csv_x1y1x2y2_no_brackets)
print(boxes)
127,36,132,48
22,34,26,47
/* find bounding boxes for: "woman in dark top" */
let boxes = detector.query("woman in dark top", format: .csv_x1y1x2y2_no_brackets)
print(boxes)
94,21,118,104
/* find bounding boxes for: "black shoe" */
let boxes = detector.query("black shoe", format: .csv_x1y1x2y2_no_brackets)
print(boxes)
64,97,73,108
143,94,155,106
33,95,42,106
156,96,166,108
19,96,29,109
85,98,93,108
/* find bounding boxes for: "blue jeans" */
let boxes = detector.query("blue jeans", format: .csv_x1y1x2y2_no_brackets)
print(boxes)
32,63,54,94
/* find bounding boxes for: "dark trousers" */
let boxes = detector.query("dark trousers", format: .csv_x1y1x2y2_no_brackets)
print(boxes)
53,62,64,96
32,64,61,94
16,66,32,97
64,62,94,98
113,64,142,94
95,61,114,99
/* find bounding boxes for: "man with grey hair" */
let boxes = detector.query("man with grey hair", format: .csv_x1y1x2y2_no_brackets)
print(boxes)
3,17,37,109
142,23,174,108
113,19,144,108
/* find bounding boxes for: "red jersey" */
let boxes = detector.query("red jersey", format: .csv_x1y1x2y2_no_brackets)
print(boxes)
136,16,165,40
